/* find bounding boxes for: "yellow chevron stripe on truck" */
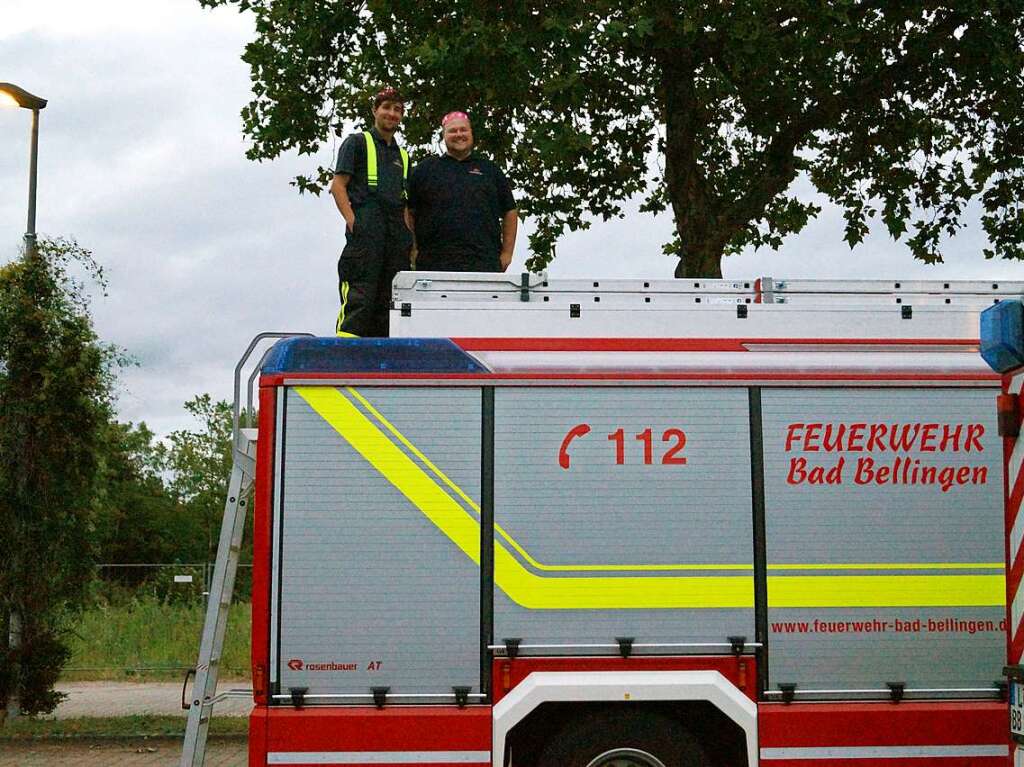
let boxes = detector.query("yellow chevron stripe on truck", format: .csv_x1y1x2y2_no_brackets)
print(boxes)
296,386,1004,609
346,386,754,573
345,388,1000,575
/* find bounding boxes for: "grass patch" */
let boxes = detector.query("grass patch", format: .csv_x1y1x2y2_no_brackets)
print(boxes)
63,598,251,681
0,714,248,739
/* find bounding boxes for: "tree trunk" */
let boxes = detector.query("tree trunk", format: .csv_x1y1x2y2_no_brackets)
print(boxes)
673,240,726,279
658,48,728,280
5,609,20,722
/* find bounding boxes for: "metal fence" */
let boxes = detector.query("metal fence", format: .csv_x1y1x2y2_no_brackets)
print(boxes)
59,564,253,678
93,562,253,602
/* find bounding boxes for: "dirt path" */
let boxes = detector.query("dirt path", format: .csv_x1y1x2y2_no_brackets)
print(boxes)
0,738,247,766
54,681,252,718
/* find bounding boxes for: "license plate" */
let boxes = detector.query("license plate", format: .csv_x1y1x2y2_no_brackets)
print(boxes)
1012,681,1024,737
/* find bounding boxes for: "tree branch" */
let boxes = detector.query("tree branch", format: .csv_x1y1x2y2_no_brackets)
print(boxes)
720,7,967,237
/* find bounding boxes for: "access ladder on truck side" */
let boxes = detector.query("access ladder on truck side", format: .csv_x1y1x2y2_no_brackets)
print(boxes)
180,332,311,767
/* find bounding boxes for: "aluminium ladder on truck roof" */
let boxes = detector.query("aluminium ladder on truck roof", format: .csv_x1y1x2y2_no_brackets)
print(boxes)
389,272,1024,341
179,275,1023,765
392,272,1024,305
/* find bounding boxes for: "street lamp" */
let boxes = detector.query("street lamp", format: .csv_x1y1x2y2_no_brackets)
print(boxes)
0,83,48,249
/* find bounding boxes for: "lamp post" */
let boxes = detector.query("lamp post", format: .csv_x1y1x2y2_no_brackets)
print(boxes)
0,83,46,724
0,83,48,253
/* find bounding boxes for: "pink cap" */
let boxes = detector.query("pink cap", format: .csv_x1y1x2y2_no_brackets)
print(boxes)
374,87,404,107
442,111,470,127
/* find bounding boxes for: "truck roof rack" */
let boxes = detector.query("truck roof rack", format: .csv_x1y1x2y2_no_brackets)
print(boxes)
391,273,1021,341
394,273,1024,308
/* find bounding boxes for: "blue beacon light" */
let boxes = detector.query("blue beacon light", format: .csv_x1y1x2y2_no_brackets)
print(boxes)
980,300,1024,373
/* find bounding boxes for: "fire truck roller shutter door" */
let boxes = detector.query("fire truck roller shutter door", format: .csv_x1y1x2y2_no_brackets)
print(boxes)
491,386,757,651
274,386,482,700
762,388,1005,696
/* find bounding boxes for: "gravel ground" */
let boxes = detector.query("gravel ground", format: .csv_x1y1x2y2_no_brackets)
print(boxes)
54,682,252,718
0,738,247,766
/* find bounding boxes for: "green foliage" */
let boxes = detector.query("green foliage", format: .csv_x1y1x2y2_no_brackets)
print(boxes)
93,421,198,577
87,394,250,604
1,632,68,717
0,242,252,717
166,395,254,598
201,0,1024,276
63,596,251,681
0,238,120,717
167,395,236,566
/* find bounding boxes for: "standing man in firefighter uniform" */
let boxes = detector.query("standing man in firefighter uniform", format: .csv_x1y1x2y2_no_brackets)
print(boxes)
408,112,518,272
330,87,413,337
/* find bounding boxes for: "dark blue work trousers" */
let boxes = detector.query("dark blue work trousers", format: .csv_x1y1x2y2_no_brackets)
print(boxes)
336,200,412,337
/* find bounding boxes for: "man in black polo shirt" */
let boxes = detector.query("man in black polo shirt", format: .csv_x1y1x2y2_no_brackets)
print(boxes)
329,87,413,337
408,112,518,273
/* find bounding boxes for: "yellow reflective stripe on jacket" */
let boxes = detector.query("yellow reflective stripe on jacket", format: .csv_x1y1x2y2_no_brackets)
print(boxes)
363,133,408,189
362,132,377,187
399,147,409,199
296,385,1004,610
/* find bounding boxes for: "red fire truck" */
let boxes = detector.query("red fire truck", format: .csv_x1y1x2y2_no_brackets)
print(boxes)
184,275,1013,767
979,298,1024,767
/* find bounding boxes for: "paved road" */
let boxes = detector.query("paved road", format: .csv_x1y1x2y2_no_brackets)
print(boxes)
0,738,247,766
0,683,251,766
54,681,252,718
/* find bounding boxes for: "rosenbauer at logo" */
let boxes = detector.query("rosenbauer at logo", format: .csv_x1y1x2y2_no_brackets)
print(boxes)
287,658,383,672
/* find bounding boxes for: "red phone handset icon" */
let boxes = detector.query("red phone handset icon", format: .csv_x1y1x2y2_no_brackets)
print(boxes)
558,424,591,469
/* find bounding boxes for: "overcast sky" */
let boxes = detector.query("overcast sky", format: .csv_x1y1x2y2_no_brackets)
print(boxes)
4,1,1024,437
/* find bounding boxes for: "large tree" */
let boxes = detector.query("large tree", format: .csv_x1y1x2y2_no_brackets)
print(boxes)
0,239,119,719
167,395,256,597
167,395,235,569
93,421,196,578
202,0,1024,277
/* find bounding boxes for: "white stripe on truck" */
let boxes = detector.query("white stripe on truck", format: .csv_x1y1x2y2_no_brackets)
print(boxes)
761,744,1008,760
267,752,490,765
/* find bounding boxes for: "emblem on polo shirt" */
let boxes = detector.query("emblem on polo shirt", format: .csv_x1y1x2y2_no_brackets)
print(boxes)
469,166,483,175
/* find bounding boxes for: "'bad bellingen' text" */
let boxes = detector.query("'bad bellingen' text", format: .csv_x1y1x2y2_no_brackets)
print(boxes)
784,422,987,492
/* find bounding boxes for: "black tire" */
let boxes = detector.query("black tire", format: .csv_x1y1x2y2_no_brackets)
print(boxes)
535,708,708,767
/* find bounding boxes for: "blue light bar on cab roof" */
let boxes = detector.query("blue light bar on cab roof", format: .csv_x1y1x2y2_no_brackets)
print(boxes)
261,337,488,375
980,300,1024,373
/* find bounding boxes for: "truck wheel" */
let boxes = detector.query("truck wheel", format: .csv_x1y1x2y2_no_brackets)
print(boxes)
583,748,666,767
535,709,707,767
